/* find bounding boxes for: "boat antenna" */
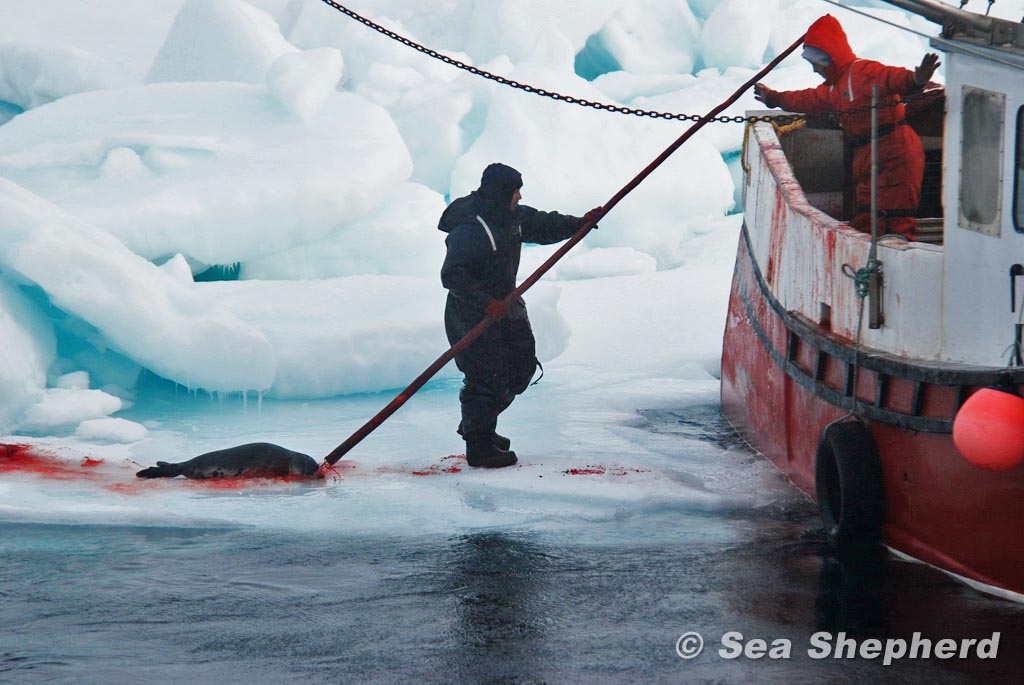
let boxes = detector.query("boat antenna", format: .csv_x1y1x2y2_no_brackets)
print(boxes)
957,0,997,13
958,0,997,17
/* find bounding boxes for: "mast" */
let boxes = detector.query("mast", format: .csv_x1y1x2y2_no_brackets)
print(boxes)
881,0,1024,50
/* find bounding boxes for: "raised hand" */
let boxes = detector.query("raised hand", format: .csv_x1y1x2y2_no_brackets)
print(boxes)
754,83,780,109
914,52,941,86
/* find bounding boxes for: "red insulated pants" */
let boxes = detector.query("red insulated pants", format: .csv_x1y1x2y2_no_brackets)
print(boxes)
849,124,925,239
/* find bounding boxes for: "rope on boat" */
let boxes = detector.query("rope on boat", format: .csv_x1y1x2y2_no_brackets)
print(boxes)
741,123,751,174
773,120,808,137
841,262,880,301
742,118,807,174
828,260,877,428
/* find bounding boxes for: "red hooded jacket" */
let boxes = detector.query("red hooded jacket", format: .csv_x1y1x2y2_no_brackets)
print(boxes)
774,15,925,237
777,15,917,136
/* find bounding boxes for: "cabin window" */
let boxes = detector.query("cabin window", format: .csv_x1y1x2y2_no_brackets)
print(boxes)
959,86,1005,237
1015,106,1024,232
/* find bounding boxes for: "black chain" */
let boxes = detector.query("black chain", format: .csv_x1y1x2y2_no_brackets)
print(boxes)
318,0,940,125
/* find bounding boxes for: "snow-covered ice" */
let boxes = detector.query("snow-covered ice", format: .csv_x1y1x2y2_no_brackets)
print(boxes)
593,0,702,76
0,178,277,395
55,371,90,390
0,279,54,433
74,417,148,443
147,0,297,85
0,84,412,266
700,0,779,70
266,47,344,120
16,388,124,434
239,181,447,280
0,43,129,110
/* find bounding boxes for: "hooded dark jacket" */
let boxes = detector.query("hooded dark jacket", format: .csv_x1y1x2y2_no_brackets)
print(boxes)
439,163,580,399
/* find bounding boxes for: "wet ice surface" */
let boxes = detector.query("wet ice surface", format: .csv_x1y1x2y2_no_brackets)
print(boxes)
2,389,1022,683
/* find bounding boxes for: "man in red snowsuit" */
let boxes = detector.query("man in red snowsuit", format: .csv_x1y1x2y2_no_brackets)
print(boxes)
754,15,939,240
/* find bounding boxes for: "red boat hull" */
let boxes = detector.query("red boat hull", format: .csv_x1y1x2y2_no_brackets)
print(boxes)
722,227,1024,599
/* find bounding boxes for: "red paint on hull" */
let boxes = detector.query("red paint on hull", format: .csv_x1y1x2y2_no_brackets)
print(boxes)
722,233,1024,597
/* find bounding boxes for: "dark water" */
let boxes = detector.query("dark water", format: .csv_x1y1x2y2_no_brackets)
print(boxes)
2,408,1022,683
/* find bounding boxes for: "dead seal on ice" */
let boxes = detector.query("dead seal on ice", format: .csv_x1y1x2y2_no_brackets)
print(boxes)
136,442,320,479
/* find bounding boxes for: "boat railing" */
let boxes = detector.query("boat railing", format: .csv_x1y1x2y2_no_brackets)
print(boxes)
743,117,946,360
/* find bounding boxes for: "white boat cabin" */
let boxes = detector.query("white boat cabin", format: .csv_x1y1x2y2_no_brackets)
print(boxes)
744,9,1024,368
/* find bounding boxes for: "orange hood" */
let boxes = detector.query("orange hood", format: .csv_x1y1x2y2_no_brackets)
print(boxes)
804,14,856,83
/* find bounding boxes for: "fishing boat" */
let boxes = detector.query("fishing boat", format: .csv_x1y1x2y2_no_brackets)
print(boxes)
721,0,1024,601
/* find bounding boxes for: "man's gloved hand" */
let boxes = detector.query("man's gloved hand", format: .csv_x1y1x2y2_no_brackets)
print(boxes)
753,83,780,109
485,298,508,320
913,52,941,87
581,206,603,229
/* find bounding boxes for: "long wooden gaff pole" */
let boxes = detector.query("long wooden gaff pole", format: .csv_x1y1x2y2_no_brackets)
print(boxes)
323,35,805,466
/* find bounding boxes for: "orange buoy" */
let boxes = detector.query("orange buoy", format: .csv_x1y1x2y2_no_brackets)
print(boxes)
953,387,1024,471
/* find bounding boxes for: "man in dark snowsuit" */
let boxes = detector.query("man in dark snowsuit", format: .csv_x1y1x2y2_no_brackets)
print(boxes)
754,14,940,240
439,163,601,468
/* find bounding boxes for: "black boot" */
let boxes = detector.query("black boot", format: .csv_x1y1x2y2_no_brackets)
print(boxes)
466,437,517,468
457,422,511,451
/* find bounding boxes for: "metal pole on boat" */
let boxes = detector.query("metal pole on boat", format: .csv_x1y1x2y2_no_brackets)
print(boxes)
868,85,884,329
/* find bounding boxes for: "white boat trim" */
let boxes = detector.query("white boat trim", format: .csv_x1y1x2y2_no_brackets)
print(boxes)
887,547,1024,604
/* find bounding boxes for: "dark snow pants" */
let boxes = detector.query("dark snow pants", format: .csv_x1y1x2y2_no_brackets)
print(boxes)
446,304,538,440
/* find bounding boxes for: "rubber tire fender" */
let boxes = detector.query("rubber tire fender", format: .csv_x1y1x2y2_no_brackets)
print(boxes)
814,421,886,547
